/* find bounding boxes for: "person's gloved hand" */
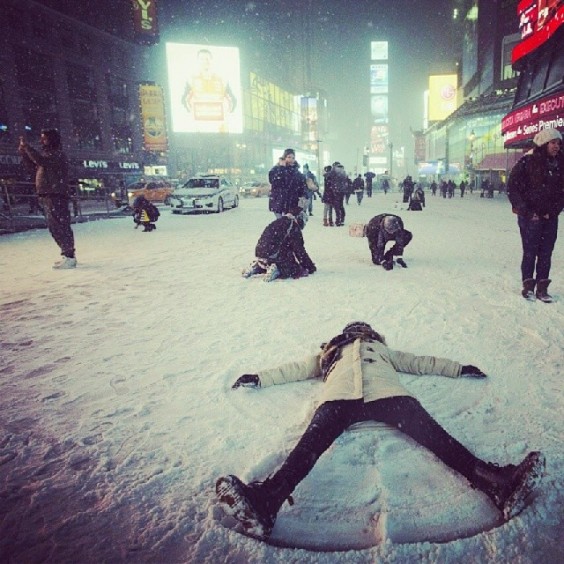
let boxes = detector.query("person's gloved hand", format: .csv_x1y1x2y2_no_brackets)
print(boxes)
396,258,408,268
308,265,317,274
381,259,394,271
460,365,487,378
232,374,260,389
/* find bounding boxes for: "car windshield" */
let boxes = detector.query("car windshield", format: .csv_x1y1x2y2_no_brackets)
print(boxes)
185,178,219,189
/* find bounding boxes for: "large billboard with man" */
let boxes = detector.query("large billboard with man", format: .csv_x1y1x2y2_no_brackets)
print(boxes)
166,43,243,134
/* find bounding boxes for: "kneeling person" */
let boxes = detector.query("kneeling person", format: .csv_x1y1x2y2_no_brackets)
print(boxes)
242,208,316,282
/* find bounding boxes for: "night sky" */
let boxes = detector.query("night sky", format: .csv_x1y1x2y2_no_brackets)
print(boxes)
155,0,458,172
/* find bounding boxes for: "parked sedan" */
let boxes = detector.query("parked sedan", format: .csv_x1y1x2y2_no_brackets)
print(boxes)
169,175,239,214
239,181,271,198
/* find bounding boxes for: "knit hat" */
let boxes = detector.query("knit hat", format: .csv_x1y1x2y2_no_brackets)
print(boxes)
533,128,562,147
342,321,374,334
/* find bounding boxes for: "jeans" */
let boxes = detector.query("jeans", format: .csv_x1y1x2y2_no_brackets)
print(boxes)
269,396,481,494
323,203,333,224
517,215,558,281
40,195,75,258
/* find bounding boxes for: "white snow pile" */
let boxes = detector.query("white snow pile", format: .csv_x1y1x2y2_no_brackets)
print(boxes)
1,192,562,563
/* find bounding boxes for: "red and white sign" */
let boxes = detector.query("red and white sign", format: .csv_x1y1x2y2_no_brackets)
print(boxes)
512,0,564,65
502,91,564,145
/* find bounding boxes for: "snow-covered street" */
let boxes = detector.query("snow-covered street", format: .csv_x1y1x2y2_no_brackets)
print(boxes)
1,191,563,563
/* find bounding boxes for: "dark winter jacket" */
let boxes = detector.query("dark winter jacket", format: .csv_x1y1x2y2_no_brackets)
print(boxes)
326,164,349,194
507,149,564,218
133,196,160,224
268,163,307,214
322,171,338,206
19,145,69,197
365,213,409,262
255,215,315,278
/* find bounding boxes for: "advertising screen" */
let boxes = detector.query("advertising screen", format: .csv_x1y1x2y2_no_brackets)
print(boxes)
370,64,389,94
371,41,388,61
512,0,564,65
428,74,458,122
139,83,168,151
166,43,243,134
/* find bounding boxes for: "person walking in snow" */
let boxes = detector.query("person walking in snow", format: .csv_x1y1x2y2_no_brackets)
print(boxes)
507,128,564,302
365,213,412,270
216,321,545,540
321,165,336,226
18,129,77,269
325,162,348,226
241,208,316,282
353,174,365,205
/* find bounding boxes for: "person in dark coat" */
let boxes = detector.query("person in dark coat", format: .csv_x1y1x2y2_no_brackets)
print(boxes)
268,148,307,219
321,165,336,226
216,321,545,540
402,175,414,203
132,195,160,232
365,213,412,270
241,208,316,282
364,171,376,197
18,129,77,269
507,128,564,302
408,185,425,211
353,174,365,205
325,162,348,226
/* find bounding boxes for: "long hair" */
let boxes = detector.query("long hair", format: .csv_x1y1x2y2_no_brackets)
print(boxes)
41,128,62,150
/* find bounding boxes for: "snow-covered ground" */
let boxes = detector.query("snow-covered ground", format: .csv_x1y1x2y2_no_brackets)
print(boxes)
1,190,562,563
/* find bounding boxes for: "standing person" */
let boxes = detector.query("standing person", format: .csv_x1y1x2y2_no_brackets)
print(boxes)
268,149,307,219
216,321,545,540
364,170,375,197
430,180,438,196
381,177,390,194
408,184,425,211
353,174,365,205
321,165,335,226
365,213,412,270
459,180,467,198
402,175,414,203
18,129,77,269
507,128,564,302
302,164,319,216
326,162,348,226
241,208,316,282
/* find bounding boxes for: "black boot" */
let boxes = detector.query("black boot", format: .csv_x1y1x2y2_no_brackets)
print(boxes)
535,279,552,303
216,474,293,539
521,278,536,300
470,451,545,520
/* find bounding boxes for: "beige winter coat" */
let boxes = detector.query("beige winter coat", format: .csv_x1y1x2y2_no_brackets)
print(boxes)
258,338,462,403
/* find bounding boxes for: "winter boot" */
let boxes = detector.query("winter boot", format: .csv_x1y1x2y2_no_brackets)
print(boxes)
535,279,552,303
323,219,328,226
242,261,263,278
470,451,545,521
53,256,77,270
263,263,280,283
216,475,293,539
521,278,536,300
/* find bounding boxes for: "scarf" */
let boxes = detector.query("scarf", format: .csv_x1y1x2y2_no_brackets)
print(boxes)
320,328,385,381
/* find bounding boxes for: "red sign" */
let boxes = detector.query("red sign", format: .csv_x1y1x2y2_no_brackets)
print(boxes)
132,0,160,45
502,91,564,145
512,0,564,66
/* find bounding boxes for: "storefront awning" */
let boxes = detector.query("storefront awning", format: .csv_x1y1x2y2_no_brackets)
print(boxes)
475,151,525,171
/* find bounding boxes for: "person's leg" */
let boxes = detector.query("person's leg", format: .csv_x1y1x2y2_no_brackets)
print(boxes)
535,216,558,281
363,397,481,481
42,196,75,258
518,215,542,281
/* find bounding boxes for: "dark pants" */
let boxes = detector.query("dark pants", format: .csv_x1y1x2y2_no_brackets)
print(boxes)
368,230,412,264
40,195,75,258
270,397,481,494
517,215,558,281
334,194,345,225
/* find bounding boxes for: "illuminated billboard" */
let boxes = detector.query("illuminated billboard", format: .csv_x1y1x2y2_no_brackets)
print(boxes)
131,0,159,45
139,83,168,152
166,43,243,134
428,74,458,122
370,64,389,94
512,0,564,66
371,41,388,60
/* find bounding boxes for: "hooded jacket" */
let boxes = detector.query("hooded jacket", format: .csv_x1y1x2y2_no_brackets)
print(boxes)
257,336,462,404
20,145,70,197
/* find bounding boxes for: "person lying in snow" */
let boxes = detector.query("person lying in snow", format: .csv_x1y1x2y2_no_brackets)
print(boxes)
216,321,545,540
241,207,316,282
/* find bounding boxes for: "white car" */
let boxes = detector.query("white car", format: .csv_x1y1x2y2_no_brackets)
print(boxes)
169,175,239,214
